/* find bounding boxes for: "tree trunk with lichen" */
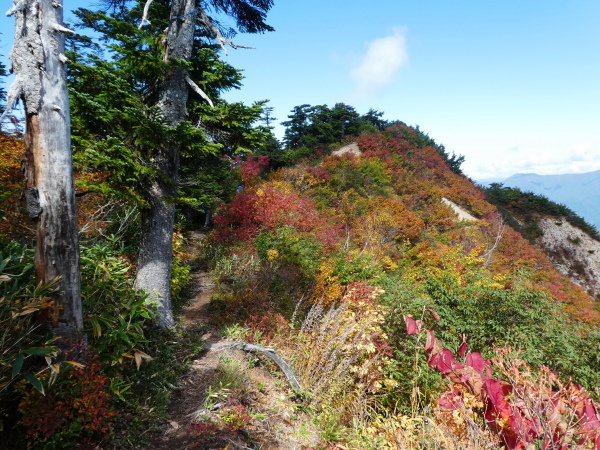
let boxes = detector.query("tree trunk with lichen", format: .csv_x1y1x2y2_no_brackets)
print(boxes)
4,0,83,335
134,0,197,329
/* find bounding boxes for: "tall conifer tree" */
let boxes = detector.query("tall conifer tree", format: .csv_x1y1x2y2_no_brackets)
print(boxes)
71,0,274,328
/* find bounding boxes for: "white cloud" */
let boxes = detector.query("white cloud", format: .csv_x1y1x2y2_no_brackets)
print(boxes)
351,28,408,98
466,142,600,181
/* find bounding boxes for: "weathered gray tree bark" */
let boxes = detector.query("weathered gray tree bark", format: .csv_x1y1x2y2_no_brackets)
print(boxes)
4,0,83,334
135,0,254,329
134,0,197,329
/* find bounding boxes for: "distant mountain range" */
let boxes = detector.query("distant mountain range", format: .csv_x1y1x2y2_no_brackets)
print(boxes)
480,170,600,232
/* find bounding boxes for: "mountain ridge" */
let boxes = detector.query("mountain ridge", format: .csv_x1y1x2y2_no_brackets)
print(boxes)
494,169,600,230
202,125,600,447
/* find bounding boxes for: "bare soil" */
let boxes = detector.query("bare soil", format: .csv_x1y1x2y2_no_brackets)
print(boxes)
141,231,224,449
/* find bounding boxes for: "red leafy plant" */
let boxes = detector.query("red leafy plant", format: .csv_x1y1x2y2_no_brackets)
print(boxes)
239,154,269,185
404,315,600,449
212,182,342,248
190,419,240,449
245,313,291,343
17,350,117,445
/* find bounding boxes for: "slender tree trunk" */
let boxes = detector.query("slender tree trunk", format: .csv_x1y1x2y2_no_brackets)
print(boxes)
134,0,196,329
6,0,83,334
137,180,177,329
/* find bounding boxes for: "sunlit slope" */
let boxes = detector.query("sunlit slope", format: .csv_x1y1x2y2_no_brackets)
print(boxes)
213,123,599,324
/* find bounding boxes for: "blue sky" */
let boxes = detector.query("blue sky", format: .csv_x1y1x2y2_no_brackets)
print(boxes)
2,0,599,180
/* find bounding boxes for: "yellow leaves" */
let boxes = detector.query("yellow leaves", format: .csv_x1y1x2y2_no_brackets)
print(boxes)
361,414,426,449
346,195,425,263
462,391,484,409
266,248,279,261
11,297,56,318
271,180,297,193
381,255,398,271
465,245,485,265
495,416,510,431
63,360,85,369
115,350,152,369
172,230,190,260
310,260,343,305
272,166,314,192
383,378,399,388
48,363,61,387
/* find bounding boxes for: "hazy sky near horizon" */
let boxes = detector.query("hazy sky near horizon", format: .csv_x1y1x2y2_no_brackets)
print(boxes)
1,0,599,180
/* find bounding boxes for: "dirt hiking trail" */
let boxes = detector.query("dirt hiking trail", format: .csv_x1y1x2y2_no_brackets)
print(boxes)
143,231,320,450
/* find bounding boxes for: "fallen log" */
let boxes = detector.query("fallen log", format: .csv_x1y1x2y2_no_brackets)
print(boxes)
233,342,302,393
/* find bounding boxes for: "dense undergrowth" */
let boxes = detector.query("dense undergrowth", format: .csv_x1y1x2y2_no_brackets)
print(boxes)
0,237,204,448
1,123,600,448
204,123,600,448
0,132,204,446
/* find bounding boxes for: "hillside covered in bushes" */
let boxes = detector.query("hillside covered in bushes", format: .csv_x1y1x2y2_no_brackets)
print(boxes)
2,0,600,446
2,120,600,448
200,123,600,448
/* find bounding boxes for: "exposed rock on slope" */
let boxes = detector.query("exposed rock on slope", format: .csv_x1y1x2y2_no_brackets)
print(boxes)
441,197,478,222
331,141,361,157
535,217,600,302
502,170,600,230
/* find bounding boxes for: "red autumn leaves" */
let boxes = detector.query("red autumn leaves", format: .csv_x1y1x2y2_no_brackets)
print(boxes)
404,314,600,449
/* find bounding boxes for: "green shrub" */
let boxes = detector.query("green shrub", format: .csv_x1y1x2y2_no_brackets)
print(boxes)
0,242,64,437
255,225,324,276
376,268,600,406
326,157,393,198
285,146,316,162
331,250,385,283
80,244,155,368
170,229,193,308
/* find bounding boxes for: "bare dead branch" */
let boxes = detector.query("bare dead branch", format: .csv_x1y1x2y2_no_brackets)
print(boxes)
79,200,138,238
195,8,255,55
185,74,213,107
483,215,506,267
0,77,23,127
233,342,302,393
138,0,154,28
5,0,26,17
50,22,75,34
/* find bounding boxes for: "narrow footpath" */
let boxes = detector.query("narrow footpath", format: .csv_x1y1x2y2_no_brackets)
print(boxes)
143,231,320,450
143,231,228,449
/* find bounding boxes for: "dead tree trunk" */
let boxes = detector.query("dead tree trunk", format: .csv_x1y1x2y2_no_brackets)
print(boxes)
134,0,197,329
4,0,83,334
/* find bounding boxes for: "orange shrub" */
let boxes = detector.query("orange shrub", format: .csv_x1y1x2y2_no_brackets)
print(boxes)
0,132,29,238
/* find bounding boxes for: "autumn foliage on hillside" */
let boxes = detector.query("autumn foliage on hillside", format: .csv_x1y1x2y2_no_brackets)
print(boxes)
212,182,342,249
209,123,600,448
0,132,29,238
